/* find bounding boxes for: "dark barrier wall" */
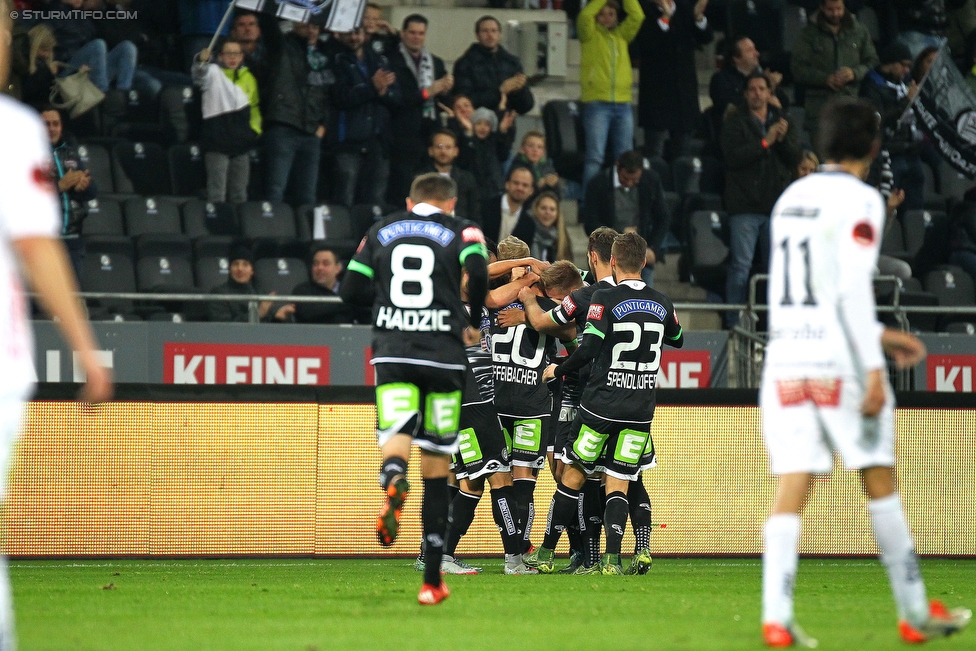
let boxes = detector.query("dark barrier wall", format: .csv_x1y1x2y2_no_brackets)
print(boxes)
4,388,973,557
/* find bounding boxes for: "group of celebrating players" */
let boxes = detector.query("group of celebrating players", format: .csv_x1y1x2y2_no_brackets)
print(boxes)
338,97,971,648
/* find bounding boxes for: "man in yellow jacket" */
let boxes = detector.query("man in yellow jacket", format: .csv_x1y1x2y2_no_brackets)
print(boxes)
578,0,644,191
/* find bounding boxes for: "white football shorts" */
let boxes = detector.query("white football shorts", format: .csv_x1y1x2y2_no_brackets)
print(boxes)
759,376,895,475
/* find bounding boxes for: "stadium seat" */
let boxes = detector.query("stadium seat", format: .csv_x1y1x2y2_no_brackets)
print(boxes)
880,215,910,263
122,88,159,125
902,209,949,276
698,155,724,195
671,156,703,196
77,142,114,193
939,160,974,201
112,141,173,196
678,192,724,245
239,201,297,239
136,247,195,292
136,233,192,259
81,198,124,236
182,200,238,238
98,89,127,138
194,235,235,259
168,143,207,197
686,209,729,295
296,204,361,259
159,84,202,144
246,148,264,200
648,157,673,192
193,236,235,292
542,100,585,183
944,322,976,335
350,203,392,240
924,265,976,331
254,257,308,295
124,197,182,236
136,234,201,318
79,235,136,317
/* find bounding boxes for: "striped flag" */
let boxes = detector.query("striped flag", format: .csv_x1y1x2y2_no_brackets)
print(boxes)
911,44,976,179
234,0,365,30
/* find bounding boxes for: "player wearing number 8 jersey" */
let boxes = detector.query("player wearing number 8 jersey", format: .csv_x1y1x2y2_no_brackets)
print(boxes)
340,173,488,606
759,99,970,647
525,232,682,575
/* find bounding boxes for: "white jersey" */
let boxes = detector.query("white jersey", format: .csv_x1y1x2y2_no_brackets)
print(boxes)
0,96,61,396
763,168,886,381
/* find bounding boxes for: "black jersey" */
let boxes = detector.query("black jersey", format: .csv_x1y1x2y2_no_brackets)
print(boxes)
491,297,558,417
552,279,615,410
349,209,488,368
556,279,683,423
464,305,495,403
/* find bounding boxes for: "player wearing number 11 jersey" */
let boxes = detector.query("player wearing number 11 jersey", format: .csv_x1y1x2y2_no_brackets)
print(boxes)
525,232,682,575
340,174,488,606
759,99,970,647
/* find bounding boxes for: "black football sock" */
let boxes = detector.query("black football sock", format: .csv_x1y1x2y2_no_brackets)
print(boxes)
542,483,580,550
629,479,652,552
422,477,449,587
581,478,604,565
378,456,408,490
490,485,521,555
445,491,480,557
512,477,537,550
604,491,629,556
447,482,460,503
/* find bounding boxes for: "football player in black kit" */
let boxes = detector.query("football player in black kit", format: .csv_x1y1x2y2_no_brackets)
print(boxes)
524,232,683,575
340,173,488,605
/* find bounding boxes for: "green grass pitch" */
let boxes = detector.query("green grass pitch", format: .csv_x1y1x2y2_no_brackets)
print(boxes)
13,558,973,651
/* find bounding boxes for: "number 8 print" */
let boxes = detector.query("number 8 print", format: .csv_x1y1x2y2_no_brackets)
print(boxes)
389,244,435,309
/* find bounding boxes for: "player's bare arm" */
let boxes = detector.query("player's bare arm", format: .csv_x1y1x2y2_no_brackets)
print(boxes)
14,237,113,403
518,285,573,336
881,328,926,369
486,271,539,309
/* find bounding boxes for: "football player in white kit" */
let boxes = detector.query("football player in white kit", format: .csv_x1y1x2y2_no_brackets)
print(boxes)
0,9,113,649
759,98,971,647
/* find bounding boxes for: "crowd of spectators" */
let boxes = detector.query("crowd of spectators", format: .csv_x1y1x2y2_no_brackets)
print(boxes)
5,0,976,325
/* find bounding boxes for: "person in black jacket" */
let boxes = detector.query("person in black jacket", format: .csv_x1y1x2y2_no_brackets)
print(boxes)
45,0,137,92
208,244,292,322
859,42,924,211
387,14,453,204
40,106,96,279
260,18,333,206
480,166,536,244
290,245,359,324
453,16,534,116
331,27,401,207
414,130,479,222
720,72,800,326
582,150,671,286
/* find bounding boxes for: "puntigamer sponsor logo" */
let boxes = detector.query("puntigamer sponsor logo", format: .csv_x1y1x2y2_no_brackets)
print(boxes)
377,220,455,246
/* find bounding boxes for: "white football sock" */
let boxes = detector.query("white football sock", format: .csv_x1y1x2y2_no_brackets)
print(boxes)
869,493,929,627
762,514,800,625
0,556,15,651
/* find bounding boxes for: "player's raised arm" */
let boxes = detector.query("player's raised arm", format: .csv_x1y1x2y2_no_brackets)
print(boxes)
461,233,488,329
339,236,376,307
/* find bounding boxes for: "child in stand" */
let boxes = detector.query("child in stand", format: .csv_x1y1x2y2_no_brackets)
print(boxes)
193,38,261,204
460,106,516,203
510,130,560,193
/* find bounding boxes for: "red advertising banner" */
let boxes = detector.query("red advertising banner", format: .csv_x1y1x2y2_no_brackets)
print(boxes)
657,350,711,388
926,354,976,392
163,343,331,385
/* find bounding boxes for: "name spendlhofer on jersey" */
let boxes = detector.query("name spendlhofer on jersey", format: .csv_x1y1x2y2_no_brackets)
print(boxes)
491,298,559,416
764,171,887,380
349,211,488,368
580,281,682,423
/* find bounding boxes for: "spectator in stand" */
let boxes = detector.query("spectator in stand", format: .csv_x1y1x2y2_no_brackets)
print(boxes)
577,0,644,191
709,36,788,123
797,149,819,178
229,11,268,92
40,105,95,279
208,244,293,322
193,39,261,205
481,166,536,243
526,190,573,263
260,18,332,206
457,107,514,203
363,3,399,58
331,27,401,207
949,201,976,282
387,14,454,204
791,0,879,144
636,0,713,159
290,245,360,324
582,150,671,285
415,130,479,222
720,72,801,327
510,130,560,193
90,0,175,97
946,1,976,62
859,42,924,211
12,24,58,106
453,16,535,115
45,0,136,92
445,94,516,174
895,0,950,59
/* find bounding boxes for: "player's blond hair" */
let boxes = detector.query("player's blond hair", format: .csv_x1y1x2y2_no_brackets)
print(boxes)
541,260,584,296
496,236,530,261
410,173,457,202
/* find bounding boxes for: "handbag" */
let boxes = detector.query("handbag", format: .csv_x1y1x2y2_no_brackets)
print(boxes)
50,68,105,120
